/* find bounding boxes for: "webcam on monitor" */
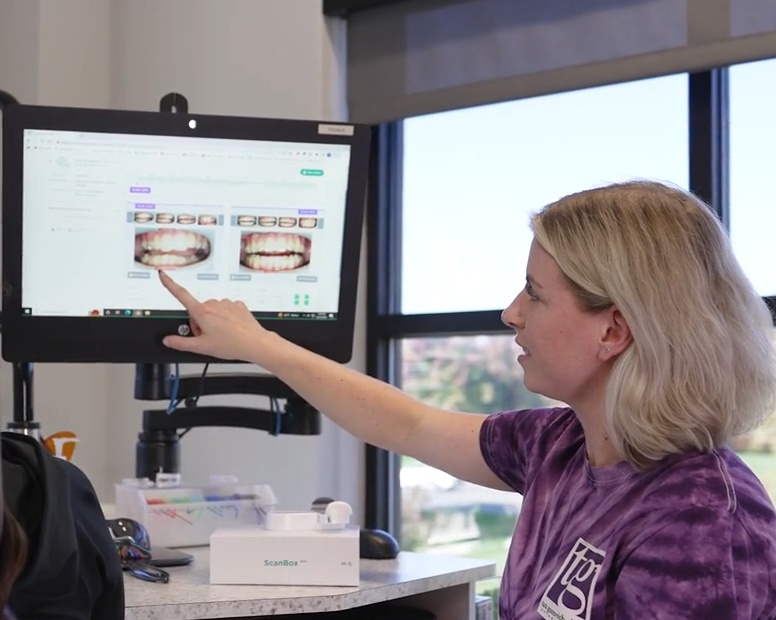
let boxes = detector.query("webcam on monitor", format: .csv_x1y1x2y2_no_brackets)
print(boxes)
2,104,370,364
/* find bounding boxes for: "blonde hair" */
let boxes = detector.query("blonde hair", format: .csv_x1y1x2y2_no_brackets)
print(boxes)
531,180,776,469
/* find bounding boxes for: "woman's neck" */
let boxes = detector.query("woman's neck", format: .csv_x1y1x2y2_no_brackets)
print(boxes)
572,398,623,468
584,430,622,468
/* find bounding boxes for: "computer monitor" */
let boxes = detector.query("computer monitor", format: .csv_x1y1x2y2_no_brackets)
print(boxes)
1,104,370,364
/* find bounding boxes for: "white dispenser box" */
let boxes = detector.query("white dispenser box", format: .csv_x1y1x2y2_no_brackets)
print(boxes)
115,475,277,548
210,501,360,586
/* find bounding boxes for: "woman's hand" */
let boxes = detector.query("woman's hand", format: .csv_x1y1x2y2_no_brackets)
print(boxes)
157,270,270,362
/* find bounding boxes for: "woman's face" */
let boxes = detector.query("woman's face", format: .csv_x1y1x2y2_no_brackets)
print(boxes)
501,239,614,408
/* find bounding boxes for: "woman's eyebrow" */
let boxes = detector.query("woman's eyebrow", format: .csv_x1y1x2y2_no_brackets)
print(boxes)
526,274,543,289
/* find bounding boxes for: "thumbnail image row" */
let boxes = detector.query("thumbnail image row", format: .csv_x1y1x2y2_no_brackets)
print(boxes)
130,211,320,230
133,227,313,274
234,215,319,230
133,211,217,226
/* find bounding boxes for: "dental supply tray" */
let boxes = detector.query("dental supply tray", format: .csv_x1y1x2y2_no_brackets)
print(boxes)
115,477,277,548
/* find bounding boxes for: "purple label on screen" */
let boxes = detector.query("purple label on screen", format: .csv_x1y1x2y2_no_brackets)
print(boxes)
130,186,151,194
298,209,318,215
135,203,156,209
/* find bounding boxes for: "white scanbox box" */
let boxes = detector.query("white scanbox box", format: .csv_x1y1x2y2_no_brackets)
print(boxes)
210,526,360,586
115,483,277,548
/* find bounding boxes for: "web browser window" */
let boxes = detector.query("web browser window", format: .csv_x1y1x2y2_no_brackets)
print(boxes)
21,130,351,320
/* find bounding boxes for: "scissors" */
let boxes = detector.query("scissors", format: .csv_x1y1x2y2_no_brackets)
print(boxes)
107,518,170,584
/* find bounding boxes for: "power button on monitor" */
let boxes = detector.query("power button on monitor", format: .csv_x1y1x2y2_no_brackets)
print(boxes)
177,324,191,336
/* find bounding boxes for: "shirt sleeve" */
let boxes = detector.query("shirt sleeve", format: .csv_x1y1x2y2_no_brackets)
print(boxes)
615,506,776,619
479,407,579,495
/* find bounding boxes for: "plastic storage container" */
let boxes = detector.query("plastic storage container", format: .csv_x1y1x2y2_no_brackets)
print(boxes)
115,475,277,548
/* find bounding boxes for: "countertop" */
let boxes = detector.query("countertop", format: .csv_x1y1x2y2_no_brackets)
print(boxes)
123,547,496,619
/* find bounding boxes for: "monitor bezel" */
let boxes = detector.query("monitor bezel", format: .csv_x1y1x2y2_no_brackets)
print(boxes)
2,104,370,364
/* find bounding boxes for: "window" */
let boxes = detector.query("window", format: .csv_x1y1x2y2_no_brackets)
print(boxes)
401,74,690,314
382,73,690,600
728,57,776,500
398,334,558,594
733,331,776,502
729,57,776,297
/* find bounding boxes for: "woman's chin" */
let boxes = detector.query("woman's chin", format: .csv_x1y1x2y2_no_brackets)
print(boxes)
521,370,553,399
521,369,538,392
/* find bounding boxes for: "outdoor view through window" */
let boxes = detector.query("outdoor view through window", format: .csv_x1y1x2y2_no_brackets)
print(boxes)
397,63,776,599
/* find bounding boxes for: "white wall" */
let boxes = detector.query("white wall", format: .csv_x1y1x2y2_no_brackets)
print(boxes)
0,0,366,521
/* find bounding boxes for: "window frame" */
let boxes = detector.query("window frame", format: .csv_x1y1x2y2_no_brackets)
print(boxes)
364,68,776,534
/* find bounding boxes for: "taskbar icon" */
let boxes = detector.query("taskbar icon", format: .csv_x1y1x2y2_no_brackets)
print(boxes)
102,308,153,317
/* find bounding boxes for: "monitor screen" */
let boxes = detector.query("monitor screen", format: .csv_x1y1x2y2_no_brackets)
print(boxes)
2,105,370,363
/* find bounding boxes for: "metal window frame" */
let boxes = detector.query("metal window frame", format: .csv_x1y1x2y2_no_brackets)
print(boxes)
365,69,776,533
323,0,407,17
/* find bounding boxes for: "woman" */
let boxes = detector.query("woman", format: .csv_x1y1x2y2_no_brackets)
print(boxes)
158,180,776,619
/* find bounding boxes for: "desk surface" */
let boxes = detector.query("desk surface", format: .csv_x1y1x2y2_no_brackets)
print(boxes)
124,548,496,620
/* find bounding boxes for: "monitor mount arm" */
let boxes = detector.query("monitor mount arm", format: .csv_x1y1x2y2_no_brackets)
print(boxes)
132,93,321,481
133,363,321,479
1,89,40,439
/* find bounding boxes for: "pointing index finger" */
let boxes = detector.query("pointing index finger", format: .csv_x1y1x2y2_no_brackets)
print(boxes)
158,270,201,311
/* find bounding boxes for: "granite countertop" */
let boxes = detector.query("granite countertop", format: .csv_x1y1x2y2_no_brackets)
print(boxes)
124,548,496,620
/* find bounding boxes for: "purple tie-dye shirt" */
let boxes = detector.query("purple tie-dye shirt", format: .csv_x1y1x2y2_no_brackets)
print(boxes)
480,407,776,620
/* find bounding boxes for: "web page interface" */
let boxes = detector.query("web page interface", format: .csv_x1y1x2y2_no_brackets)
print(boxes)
21,129,352,320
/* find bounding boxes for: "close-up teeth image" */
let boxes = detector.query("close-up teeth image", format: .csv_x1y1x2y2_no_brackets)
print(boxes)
239,232,311,272
134,228,211,268
237,215,257,227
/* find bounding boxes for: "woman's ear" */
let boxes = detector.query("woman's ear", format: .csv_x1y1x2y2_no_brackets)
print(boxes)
599,306,632,361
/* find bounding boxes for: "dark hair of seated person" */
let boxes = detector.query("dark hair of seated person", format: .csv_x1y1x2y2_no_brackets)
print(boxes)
1,432,125,619
0,504,27,620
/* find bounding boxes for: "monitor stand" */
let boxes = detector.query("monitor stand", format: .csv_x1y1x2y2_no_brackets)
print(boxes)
0,90,40,440
130,93,322,481
6,361,40,440
133,362,320,479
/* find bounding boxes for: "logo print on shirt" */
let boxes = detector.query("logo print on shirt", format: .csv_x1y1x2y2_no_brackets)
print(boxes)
538,537,606,620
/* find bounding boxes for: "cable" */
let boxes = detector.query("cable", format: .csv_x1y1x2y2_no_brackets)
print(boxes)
185,363,209,408
166,362,210,415
175,363,210,438
270,397,282,436
166,364,180,414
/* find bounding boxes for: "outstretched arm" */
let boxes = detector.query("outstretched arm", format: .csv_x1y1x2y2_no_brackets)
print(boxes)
249,332,509,490
158,271,512,491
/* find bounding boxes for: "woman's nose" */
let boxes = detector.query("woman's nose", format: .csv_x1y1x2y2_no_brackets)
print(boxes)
501,294,524,329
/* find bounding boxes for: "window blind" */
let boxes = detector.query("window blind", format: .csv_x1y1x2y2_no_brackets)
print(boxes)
347,0,776,123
